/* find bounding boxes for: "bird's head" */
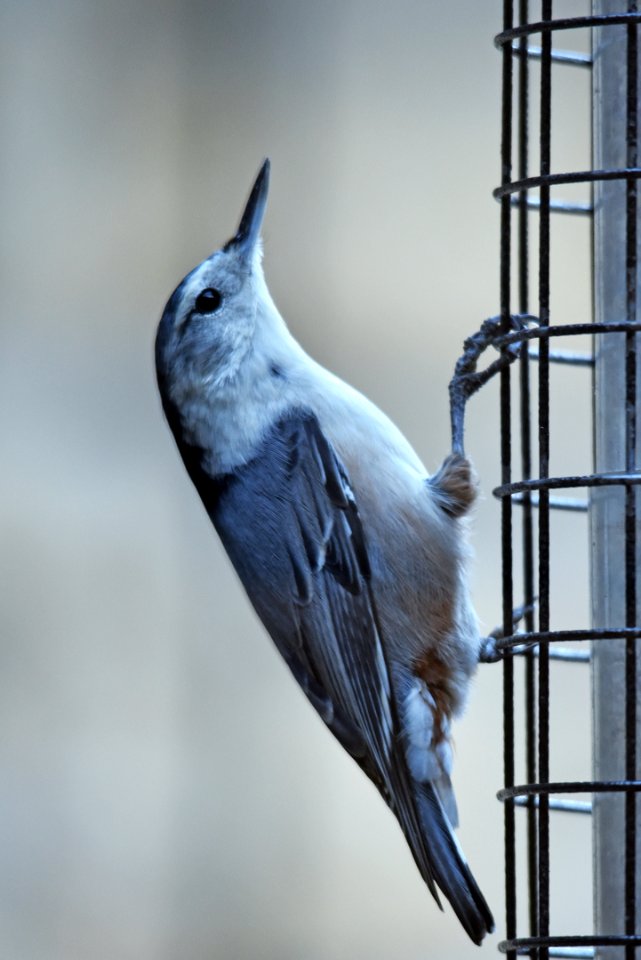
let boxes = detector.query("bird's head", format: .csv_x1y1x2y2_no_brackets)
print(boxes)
155,159,273,400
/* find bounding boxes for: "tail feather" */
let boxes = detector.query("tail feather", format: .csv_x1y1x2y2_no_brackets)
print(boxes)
409,781,494,945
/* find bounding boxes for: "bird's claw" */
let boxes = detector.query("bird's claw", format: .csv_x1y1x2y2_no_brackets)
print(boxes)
479,599,537,663
449,313,536,456
479,636,502,663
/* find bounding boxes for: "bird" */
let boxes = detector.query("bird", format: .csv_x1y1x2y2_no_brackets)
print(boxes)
155,159,494,944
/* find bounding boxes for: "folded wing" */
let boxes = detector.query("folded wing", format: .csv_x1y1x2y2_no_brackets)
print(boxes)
182,408,492,943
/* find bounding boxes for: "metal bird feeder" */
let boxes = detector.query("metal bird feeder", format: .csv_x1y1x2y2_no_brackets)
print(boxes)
451,2,641,956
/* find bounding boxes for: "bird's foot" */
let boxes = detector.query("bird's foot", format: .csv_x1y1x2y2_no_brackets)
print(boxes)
479,599,537,662
449,313,536,456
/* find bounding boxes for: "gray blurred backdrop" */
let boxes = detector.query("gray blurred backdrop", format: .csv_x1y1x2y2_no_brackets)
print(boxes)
2,2,594,958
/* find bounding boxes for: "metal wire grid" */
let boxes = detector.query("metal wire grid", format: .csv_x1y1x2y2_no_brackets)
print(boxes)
449,3,641,957
489,3,641,958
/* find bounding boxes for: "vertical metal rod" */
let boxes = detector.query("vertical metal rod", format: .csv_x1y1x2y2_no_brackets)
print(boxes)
538,5,553,960
624,8,638,959
517,0,540,942
501,4,517,959
591,6,641,959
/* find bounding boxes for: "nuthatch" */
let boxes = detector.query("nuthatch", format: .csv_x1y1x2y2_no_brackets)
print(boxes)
155,160,493,944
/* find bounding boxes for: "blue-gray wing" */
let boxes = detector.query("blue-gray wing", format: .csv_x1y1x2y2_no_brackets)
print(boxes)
206,414,431,856
209,412,396,779
170,408,493,941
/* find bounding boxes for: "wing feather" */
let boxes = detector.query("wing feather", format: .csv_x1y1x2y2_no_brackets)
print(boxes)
204,412,436,869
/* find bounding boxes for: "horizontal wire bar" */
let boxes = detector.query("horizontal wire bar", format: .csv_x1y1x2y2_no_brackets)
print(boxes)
528,348,594,366
496,626,641,652
494,167,641,199
504,947,595,958
509,194,593,214
460,319,635,401
546,647,590,663
479,321,641,359
511,643,591,662
513,795,592,813
499,935,641,954
511,491,588,511
550,951,595,959
549,799,592,814
495,13,641,47
498,781,641,802
511,44,593,67
494,471,641,499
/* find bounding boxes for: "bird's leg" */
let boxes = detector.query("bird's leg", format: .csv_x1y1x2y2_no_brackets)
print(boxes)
479,599,537,663
449,313,537,457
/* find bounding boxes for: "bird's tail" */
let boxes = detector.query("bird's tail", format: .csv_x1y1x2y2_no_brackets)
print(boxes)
406,779,494,945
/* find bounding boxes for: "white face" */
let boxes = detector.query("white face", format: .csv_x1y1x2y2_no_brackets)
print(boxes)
156,160,271,401
155,244,262,398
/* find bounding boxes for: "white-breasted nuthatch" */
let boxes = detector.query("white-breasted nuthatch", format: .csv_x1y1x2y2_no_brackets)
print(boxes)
155,160,493,944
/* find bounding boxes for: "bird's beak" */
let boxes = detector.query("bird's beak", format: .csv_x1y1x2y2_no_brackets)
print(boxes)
226,158,270,260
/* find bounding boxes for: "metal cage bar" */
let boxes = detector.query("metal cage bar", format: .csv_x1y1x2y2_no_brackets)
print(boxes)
448,4,641,952
489,2,641,957
500,5,518,956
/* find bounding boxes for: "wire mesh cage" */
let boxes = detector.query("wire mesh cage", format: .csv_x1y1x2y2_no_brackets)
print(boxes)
451,2,641,956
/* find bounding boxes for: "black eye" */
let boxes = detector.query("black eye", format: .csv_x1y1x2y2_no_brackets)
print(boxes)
194,288,222,313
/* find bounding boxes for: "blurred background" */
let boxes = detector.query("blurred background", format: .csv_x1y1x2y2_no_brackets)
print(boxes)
1,2,594,958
